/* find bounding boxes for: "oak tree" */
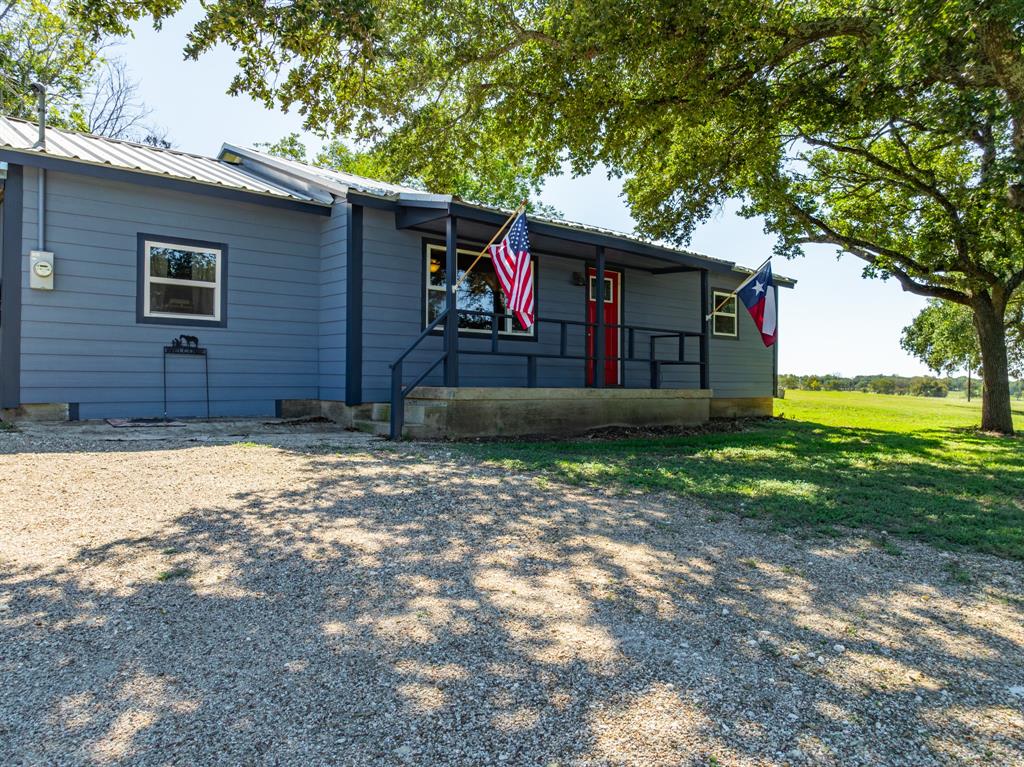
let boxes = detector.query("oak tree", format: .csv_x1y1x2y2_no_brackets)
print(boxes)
74,0,1024,431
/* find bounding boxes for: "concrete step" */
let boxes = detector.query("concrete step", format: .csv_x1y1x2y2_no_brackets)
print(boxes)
351,419,390,437
370,402,429,425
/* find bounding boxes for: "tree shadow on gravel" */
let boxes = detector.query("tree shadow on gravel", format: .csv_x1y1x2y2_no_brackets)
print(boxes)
1,443,1022,766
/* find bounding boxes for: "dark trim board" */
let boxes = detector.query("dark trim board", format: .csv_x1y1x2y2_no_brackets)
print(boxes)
346,204,363,405
1,164,23,408
136,233,229,328
0,150,332,217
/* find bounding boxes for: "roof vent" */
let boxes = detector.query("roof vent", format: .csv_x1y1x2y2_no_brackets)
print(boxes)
29,82,46,149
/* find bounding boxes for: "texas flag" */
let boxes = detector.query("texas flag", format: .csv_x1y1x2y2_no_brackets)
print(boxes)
736,261,777,347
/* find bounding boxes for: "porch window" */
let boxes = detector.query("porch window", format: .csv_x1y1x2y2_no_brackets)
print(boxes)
711,290,738,337
425,243,534,336
140,236,225,325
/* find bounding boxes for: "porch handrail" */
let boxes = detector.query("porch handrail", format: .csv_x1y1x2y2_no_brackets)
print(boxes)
387,306,707,440
388,307,450,439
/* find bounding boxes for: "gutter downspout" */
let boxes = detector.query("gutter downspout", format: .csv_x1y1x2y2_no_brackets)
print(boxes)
30,82,45,250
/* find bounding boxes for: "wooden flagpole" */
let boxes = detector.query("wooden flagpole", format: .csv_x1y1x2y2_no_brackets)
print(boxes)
451,199,528,292
705,256,772,321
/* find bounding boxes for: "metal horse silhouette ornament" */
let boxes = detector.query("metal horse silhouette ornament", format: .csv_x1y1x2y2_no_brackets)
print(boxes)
170,334,200,352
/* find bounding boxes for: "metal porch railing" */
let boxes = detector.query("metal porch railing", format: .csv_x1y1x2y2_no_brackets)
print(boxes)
387,308,709,440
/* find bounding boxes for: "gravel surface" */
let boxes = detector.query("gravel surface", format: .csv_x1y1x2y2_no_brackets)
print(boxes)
1,425,1022,766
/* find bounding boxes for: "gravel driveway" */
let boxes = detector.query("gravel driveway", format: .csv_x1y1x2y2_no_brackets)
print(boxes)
1,425,1022,766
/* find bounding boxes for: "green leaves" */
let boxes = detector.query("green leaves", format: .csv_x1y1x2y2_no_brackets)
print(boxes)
64,0,1024,429
0,0,103,129
903,297,1024,378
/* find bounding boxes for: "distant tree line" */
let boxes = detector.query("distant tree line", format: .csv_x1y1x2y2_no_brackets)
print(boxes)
778,373,1024,399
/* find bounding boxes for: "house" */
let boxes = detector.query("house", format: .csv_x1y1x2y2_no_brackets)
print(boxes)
0,116,795,438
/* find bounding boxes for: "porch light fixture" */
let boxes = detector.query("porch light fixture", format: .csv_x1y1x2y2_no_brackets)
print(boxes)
571,271,586,286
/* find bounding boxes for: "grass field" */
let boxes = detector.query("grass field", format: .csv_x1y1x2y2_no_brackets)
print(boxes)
465,390,1024,560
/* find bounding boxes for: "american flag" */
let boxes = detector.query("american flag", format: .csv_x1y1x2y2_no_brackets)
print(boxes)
489,212,535,329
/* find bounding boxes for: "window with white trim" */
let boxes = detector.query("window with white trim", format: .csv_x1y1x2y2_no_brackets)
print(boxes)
142,239,222,323
425,243,534,336
711,290,738,337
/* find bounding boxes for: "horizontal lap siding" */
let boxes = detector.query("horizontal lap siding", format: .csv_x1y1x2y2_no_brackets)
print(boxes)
622,270,702,389
19,170,323,419
360,208,586,401
319,203,347,401
709,273,775,398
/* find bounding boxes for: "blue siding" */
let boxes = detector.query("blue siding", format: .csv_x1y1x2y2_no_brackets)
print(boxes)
360,208,590,402
357,207,774,401
19,169,324,418
318,203,347,401
707,272,776,398
13,168,776,416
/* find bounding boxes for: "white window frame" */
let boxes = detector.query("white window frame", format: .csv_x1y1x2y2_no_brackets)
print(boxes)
711,290,738,338
143,239,222,323
425,243,534,337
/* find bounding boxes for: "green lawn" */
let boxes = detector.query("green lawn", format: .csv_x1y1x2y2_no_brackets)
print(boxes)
463,390,1024,560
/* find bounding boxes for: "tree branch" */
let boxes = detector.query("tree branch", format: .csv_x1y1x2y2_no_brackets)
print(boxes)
787,200,970,304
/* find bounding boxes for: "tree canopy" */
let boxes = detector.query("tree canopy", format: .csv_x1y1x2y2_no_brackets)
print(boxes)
902,298,1023,378
71,0,1024,431
1,0,162,139
0,0,99,128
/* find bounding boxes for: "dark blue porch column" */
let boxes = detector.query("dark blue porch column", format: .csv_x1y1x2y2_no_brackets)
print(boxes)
699,268,710,389
594,245,606,388
443,215,459,386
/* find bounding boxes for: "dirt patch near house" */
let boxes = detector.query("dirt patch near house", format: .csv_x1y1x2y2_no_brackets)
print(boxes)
453,418,767,444
1,430,1022,766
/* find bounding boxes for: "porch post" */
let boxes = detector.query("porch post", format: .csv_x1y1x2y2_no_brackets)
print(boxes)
443,214,460,386
594,245,606,388
699,268,710,389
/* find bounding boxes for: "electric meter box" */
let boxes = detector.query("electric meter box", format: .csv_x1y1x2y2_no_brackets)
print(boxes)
30,250,54,290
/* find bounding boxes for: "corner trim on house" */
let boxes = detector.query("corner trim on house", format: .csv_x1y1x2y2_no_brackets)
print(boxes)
0,150,332,217
345,204,364,405
0,164,24,409
136,233,229,328
772,284,779,396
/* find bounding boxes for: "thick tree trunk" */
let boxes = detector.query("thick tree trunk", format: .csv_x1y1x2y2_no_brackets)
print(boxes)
972,298,1014,434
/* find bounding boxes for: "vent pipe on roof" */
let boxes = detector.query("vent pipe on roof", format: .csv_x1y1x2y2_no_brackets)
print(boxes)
29,82,46,149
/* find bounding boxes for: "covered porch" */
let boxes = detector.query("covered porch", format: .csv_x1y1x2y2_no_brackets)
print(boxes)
342,191,771,439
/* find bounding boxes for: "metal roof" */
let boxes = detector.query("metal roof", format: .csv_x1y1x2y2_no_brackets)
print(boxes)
224,143,795,284
0,117,323,205
220,143,428,199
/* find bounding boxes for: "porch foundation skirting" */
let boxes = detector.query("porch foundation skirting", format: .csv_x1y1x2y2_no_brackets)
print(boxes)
708,396,774,418
416,387,713,438
293,388,712,439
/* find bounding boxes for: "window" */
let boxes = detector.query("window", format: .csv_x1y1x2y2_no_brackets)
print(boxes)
139,236,225,325
711,290,737,337
588,275,614,303
425,243,534,336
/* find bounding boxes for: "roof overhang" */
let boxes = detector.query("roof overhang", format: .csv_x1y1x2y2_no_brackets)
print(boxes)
346,189,797,286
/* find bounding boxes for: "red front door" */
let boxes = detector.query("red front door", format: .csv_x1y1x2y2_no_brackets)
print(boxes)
586,267,622,386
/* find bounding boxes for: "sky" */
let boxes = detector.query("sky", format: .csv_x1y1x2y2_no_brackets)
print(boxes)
116,8,933,378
